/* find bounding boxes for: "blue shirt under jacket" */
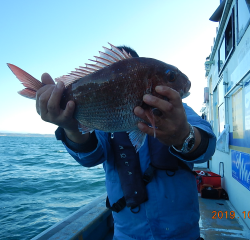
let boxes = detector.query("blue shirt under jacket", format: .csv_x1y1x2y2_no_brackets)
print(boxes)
62,103,216,240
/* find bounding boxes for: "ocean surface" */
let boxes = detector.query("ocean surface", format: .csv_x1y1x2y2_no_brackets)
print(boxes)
0,136,106,240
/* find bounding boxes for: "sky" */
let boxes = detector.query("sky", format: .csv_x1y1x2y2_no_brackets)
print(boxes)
0,0,219,134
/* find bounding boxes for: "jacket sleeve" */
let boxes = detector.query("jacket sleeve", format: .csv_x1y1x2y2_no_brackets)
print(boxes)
169,103,216,164
56,128,110,167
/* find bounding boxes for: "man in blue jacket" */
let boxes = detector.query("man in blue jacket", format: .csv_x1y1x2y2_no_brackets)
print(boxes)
36,46,216,239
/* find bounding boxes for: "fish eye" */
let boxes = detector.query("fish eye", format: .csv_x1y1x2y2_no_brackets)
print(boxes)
169,71,176,82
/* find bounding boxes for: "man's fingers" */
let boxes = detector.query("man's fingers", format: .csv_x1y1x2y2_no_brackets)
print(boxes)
138,122,164,137
155,86,180,102
134,106,150,123
41,73,55,85
63,101,75,120
143,94,174,114
38,86,55,117
60,101,79,131
36,85,54,114
138,122,153,135
47,81,65,116
36,73,55,115
134,106,163,128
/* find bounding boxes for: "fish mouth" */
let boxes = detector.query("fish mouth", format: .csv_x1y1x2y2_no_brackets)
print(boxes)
186,81,191,93
184,75,191,93
182,92,190,99
178,69,191,93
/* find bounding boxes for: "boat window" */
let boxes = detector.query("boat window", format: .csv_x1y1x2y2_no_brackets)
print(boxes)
213,88,219,136
218,79,225,134
225,19,233,57
232,88,244,139
209,77,214,124
218,79,225,106
219,39,226,72
245,83,250,131
218,10,234,73
237,0,250,43
218,103,225,135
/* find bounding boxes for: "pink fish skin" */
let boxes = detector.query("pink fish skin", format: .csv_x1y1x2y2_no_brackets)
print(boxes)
7,44,191,150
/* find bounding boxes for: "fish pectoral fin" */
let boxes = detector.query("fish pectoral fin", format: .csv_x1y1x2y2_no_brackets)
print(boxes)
128,129,147,152
78,123,95,134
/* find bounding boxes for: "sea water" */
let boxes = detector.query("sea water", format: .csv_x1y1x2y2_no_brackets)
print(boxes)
0,136,106,240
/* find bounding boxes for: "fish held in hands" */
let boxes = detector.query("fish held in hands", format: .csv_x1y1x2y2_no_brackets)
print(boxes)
7,43,191,151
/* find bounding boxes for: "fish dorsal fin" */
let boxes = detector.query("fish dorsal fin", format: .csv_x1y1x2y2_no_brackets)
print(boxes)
55,43,132,87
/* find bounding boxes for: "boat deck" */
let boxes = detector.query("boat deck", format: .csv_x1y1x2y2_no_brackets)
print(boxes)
103,196,250,240
32,176,250,240
199,196,250,239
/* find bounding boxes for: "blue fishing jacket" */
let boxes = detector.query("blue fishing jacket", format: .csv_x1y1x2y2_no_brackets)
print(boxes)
62,103,216,240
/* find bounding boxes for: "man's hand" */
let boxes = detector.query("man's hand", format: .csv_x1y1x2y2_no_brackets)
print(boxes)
36,73,89,144
134,86,201,153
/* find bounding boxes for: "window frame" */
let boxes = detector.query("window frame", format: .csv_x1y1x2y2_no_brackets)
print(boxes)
218,8,235,75
236,0,250,44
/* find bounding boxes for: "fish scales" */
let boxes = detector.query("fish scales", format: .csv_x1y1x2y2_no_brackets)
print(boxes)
8,43,191,151
64,58,152,132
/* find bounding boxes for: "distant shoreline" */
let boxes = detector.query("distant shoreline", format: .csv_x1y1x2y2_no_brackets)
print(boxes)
0,133,55,138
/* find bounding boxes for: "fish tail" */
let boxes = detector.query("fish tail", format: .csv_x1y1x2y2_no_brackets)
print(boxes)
7,63,44,99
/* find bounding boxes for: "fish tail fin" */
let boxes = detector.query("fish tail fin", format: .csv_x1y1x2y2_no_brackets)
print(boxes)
7,63,44,99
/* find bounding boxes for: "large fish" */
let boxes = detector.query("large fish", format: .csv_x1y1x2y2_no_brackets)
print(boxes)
7,43,191,151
